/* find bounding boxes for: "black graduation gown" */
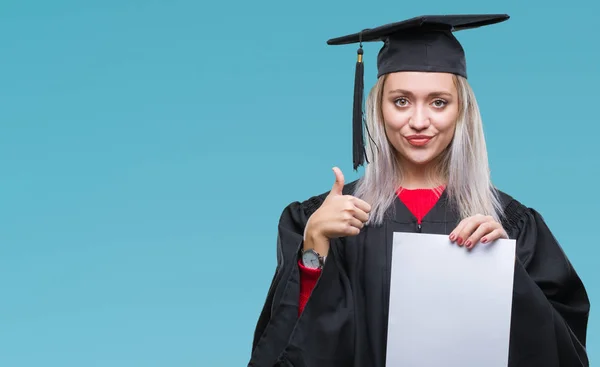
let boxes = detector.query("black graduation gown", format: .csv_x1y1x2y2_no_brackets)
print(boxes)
248,180,590,367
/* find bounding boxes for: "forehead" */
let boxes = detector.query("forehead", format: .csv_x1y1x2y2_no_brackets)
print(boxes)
384,72,456,94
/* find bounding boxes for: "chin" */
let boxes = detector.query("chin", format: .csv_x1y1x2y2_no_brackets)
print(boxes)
406,157,435,166
398,153,435,166
396,146,437,166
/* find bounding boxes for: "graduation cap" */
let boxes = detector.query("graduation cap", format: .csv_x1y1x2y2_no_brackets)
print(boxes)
327,14,510,170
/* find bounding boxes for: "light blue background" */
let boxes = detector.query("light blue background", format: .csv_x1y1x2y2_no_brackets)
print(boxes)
0,0,597,366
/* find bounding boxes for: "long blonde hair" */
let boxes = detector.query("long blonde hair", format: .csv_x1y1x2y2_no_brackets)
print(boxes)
352,73,503,226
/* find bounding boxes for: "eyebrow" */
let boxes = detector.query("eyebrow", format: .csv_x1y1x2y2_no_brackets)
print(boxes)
388,89,454,98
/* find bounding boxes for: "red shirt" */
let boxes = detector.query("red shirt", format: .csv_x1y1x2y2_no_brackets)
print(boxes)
298,186,445,315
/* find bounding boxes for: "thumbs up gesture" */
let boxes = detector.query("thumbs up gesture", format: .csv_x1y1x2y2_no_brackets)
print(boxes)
304,167,372,253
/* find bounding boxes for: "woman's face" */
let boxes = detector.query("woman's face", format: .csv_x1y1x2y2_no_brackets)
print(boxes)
381,72,460,168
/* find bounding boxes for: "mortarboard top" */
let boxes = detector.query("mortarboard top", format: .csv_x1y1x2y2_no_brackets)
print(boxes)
326,14,510,170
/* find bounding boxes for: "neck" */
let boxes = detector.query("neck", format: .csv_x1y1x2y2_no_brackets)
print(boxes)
397,157,446,190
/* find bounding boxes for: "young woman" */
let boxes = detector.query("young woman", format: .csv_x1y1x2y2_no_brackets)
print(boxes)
248,14,590,367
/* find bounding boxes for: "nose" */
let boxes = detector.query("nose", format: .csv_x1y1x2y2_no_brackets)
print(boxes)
408,106,430,131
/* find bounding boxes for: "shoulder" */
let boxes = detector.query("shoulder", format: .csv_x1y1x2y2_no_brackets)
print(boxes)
495,190,528,233
274,180,359,265
494,189,583,276
494,188,550,239
280,179,360,222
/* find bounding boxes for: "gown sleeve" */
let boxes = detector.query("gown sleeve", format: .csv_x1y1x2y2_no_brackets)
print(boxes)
248,192,356,367
503,199,590,366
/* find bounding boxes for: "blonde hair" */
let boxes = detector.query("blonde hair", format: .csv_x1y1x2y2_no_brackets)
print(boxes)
353,73,503,226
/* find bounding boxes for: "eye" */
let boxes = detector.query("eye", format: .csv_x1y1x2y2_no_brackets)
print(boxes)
432,99,447,108
394,98,409,107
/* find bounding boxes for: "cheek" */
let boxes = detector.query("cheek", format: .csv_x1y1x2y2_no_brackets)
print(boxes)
382,103,408,131
432,109,459,135
434,119,456,135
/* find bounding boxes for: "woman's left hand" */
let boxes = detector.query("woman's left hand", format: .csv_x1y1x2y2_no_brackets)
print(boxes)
449,214,508,249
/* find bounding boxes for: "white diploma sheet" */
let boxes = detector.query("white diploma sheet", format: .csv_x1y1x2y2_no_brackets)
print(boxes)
386,232,516,366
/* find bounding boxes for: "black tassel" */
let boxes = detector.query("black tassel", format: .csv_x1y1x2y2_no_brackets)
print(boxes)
352,46,366,171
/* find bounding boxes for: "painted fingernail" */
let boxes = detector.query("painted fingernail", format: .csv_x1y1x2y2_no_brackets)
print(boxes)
465,240,471,248
457,237,463,245
481,237,488,243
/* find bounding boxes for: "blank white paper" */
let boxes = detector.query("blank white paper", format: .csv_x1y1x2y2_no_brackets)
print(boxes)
386,232,516,367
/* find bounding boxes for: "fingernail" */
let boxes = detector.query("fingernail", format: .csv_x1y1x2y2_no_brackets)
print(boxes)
465,240,471,248
457,237,463,245
449,234,456,241
481,237,488,244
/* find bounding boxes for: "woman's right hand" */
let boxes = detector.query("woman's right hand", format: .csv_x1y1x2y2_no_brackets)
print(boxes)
303,167,372,256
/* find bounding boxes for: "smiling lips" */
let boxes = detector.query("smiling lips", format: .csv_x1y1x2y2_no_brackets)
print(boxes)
405,134,433,147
